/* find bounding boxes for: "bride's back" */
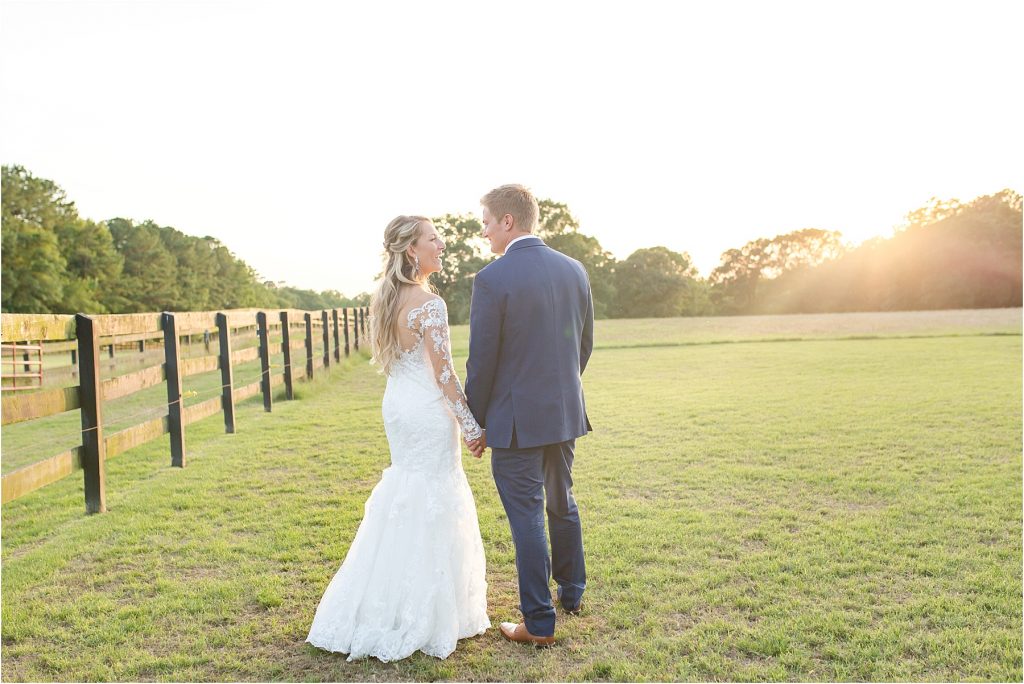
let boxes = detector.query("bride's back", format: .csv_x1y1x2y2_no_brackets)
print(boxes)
393,288,438,354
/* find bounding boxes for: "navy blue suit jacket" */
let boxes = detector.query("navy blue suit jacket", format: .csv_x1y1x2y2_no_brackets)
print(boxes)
465,236,594,450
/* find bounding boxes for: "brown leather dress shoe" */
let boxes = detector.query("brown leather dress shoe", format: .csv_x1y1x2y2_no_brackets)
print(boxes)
499,621,556,647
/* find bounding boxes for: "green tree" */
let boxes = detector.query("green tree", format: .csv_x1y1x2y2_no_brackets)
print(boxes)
1,165,72,312
710,190,1022,314
535,198,619,318
884,189,1022,309
612,247,700,317
3,165,370,314
107,218,180,312
2,165,130,313
157,227,215,311
266,285,367,310
430,213,493,324
206,239,269,309
536,198,581,238
708,239,770,313
710,229,845,313
54,218,125,313
544,231,618,319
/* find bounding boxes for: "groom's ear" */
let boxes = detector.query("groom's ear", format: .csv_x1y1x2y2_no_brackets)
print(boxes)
503,213,514,231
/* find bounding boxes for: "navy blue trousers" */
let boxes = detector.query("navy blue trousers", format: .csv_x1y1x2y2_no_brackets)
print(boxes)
491,438,586,637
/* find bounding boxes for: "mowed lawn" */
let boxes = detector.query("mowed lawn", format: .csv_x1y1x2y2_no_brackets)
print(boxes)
2,310,1021,682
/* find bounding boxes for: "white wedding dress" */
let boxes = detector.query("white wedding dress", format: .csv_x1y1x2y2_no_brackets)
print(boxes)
306,297,490,662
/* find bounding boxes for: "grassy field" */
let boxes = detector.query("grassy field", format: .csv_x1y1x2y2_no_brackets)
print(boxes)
1,310,1021,681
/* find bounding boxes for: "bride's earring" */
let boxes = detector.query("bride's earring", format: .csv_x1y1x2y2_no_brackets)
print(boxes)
414,255,421,277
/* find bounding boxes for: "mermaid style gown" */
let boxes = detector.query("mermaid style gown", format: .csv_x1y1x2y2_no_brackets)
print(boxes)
306,297,490,662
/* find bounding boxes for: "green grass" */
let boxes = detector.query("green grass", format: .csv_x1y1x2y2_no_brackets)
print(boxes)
2,311,1021,681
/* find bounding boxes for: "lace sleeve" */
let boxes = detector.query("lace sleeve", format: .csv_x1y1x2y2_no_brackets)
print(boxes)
410,298,483,441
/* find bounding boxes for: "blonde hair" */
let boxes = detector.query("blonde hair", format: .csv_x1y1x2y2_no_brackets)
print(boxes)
370,215,432,374
480,184,539,233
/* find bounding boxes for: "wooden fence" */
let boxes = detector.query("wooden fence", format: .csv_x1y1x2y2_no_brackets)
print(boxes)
0,306,369,513
1,343,43,390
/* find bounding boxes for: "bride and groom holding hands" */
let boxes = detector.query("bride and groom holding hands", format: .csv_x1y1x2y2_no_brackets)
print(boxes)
306,184,594,662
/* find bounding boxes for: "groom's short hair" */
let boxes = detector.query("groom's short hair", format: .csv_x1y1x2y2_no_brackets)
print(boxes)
481,184,539,234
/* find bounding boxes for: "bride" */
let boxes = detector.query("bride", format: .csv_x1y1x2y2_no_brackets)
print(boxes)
306,215,491,662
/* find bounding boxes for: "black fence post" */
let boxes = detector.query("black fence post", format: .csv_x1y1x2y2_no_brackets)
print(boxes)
216,313,236,433
75,314,107,514
304,313,314,379
321,310,330,369
280,311,294,400
353,308,359,352
343,309,350,357
332,309,340,362
257,312,272,412
162,312,186,468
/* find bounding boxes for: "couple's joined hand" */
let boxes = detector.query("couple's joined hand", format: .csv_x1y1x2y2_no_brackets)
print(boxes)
465,431,487,459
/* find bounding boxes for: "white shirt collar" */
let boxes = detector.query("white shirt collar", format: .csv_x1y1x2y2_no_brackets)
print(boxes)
505,235,536,251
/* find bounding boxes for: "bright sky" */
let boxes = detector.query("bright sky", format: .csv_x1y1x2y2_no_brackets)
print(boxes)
2,0,1021,296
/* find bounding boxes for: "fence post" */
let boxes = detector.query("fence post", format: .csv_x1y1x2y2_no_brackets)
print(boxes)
163,312,186,467
108,343,115,359
343,309,350,357
138,340,145,353
75,314,107,514
204,329,211,353
71,349,77,366
332,309,340,362
361,307,367,339
321,310,330,369
257,312,272,412
216,313,236,433
353,308,359,351
304,313,314,379
280,311,294,400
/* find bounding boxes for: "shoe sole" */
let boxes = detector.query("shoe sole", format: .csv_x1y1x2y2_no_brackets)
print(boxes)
500,629,556,647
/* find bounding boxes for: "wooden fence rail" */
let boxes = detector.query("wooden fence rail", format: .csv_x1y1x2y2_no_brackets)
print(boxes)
0,306,370,512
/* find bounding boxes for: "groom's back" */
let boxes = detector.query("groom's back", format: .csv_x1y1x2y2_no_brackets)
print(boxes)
467,237,593,450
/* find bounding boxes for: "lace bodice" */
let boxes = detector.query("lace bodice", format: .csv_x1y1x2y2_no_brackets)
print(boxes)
397,297,482,441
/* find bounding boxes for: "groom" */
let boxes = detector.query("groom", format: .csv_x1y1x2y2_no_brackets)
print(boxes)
465,184,594,646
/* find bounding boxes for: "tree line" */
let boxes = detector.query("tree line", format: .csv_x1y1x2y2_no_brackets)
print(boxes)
708,193,1022,315
2,165,1020,320
1,165,368,314
432,191,1022,323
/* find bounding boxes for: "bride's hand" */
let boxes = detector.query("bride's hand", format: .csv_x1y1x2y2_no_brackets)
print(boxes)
465,431,486,458
472,431,487,458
